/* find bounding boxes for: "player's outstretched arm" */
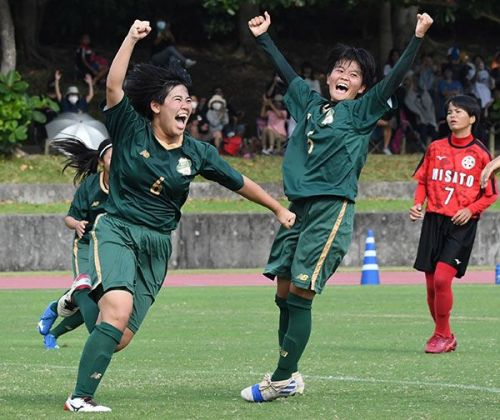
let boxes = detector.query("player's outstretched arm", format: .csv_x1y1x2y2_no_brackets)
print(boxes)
480,155,500,188
236,176,296,229
375,13,433,101
248,11,298,86
107,20,151,108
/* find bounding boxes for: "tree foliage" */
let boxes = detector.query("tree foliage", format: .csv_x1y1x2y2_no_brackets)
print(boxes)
0,71,58,155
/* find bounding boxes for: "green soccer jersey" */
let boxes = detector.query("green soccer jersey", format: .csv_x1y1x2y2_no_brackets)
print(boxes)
257,33,421,202
67,172,109,243
103,96,244,233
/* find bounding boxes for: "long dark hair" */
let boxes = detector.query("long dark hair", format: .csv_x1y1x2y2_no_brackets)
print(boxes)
50,138,112,185
125,62,192,119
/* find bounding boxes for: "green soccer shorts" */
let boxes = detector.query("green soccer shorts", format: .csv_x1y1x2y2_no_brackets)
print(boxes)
89,214,172,333
264,196,354,294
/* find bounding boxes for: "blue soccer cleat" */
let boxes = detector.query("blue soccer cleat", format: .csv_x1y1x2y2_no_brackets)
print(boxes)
37,301,58,336
43,333,59,350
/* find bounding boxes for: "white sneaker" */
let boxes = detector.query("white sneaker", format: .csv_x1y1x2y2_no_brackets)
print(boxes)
383,147,392,155
240,373,297,402
292,371,305,395
64,396,111,412
57,274,92,317
185,59,197,68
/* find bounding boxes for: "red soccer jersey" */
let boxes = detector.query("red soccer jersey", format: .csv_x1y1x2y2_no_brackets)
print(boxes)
413,134,498,217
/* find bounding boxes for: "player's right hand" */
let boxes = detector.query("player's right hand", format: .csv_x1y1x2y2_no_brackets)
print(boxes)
409,204,423,221
277,207,296,230
129,20,151,41
248,11,271,38
75,220,89,239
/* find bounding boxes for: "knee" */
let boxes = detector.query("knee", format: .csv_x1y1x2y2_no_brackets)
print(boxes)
115,328,134,352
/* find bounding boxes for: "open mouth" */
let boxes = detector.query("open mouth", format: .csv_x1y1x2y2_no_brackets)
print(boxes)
175,114,188,128
335,83,349,93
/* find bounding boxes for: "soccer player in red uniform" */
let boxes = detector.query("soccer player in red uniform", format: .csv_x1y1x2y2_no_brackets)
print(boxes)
410,95,498,354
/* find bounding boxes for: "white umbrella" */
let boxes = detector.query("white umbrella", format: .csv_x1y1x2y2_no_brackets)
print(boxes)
46,113,109,150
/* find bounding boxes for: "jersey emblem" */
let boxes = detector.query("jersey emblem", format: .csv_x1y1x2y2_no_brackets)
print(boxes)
176,157,192,176
462,156,475,170
296,273,309,282
307,139,314,154
91,201,100,207
140,150,150,159
150,176,165,196
307,113,312,120
436,155,446,161
320,108,334,126
454,259,461,265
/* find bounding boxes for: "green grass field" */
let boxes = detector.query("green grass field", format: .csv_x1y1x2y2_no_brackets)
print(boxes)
2,285,500,419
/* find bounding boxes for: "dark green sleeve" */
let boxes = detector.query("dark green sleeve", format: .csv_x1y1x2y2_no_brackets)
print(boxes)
353,36,422,130
256,33,299,86
375,36,422,100
67,182,89,221
199,144,244,191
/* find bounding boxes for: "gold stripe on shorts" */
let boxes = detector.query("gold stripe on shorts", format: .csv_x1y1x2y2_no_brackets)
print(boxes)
91,213,105,286
72,238,80,275
310,200,348,291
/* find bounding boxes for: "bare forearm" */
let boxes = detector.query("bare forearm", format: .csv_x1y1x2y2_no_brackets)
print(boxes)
64,215,78,231
236,176,282,214
107,35,137,106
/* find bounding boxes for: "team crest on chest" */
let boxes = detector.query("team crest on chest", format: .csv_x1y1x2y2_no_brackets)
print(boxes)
91,201,100,207
461,156,475,170
176,157,192,176
140,150,150,159
320,104,335,126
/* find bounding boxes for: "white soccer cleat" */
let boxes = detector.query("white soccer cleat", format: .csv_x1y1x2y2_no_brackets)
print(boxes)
292,371,305,395
64,396,111,412
57,274,92,317
240,373,297,402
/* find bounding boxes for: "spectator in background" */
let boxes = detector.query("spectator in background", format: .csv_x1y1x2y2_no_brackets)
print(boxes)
457,51,476,93
490,50,500,86
206,94,229,150
383,48,400,76
300,62,322,94
265,72,287,99
151,20,196,69
187,95,211,141
417,53,437,92
75,34,109,86
260,94,287,155
404,71,438,146
436,66,463,121
443,45,461,80
55,70,94,114
472,56,495,110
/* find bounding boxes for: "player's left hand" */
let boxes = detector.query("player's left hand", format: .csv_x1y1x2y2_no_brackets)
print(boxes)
451,208,472,225
277,207,296,229
415,13,433,38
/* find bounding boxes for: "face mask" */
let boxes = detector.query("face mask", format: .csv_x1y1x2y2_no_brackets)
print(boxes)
212,102,222,111
157,21,166,31
67,95,79,105
191,101,198,111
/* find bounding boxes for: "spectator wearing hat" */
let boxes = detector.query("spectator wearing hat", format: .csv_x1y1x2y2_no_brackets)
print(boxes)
206,94,229,150
260,93,287,155
55,70,94,114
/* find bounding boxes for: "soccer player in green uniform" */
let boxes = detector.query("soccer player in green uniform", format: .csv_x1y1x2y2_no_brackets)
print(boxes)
241,11,433,402
37,139,112,349
63,19,296,413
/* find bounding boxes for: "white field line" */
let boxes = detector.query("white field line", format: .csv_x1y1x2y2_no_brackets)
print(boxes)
341,313,500,322
2,362,500,394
